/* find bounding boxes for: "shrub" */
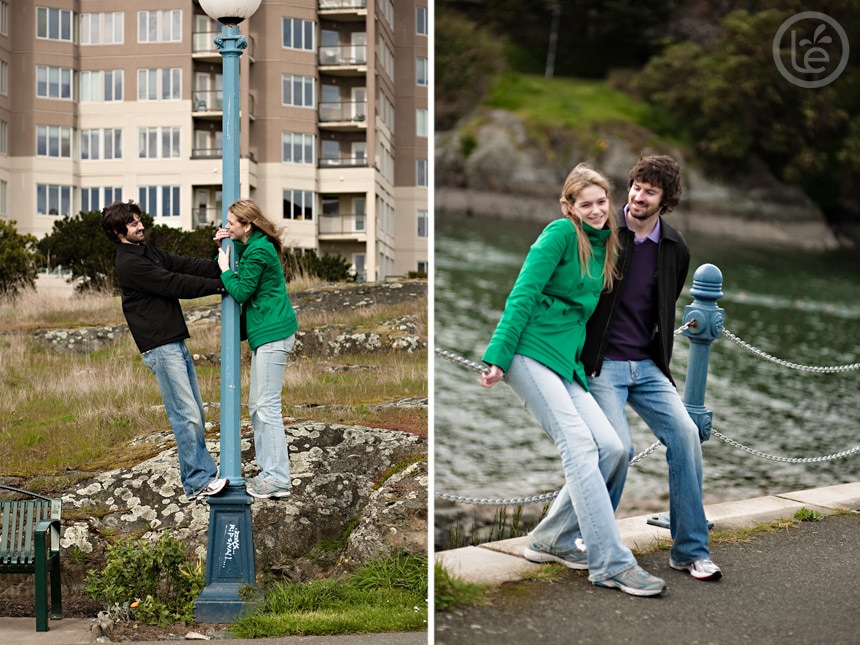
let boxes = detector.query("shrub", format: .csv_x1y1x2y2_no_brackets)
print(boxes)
0,220,41,300
85,531,204,627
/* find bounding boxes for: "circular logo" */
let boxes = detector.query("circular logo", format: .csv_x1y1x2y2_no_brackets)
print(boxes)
773,12,849,88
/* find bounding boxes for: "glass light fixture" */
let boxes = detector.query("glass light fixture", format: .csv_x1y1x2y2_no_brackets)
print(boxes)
198,0,262,25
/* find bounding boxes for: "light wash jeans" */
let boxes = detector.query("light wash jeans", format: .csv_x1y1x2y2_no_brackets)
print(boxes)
141,341,219,497
248,335,295,489
505,354,637,582
587,358,711,564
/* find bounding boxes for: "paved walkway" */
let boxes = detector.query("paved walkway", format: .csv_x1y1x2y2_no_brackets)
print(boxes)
435,481,860,644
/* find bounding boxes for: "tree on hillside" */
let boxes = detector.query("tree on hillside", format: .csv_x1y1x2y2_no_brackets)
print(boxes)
439,0,683,78
0,220,41,300
435,7,507,129
631,6,859,224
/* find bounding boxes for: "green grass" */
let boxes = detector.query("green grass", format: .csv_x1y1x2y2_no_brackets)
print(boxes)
0,287,427,487
231,552,428,637
434,563,490,612
487,74,656,133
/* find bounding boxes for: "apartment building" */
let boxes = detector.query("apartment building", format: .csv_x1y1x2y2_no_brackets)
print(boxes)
0,0,428,281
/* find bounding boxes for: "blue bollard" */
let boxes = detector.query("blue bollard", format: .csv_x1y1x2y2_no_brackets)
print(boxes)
647,263,723,531
681,263,725,442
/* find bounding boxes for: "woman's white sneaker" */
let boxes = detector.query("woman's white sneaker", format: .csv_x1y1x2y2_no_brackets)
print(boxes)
670,557,722,580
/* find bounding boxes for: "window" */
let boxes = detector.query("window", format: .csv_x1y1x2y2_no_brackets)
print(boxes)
0,179,6,215
138,127,180,158
321,140,340,164
282,18,314,51
282,132,315,164
81,12,123,45
416,57,428,86
282,75,315,108
81,70,123,102
82,187,122,213
139,185,180,216
382,0,394,29
37,7,74,42
138,68,181,100
0,61,7,96
37,184,73,216
0,2,8,37
0,120,7,155
416,6,428,36
282,190,314,221
82,128,122,160
378,36,394,80
417,159,428,187
416,108,428,137
36,125,73,158
138,10,181,43
417,209,428,238
37,66,74,100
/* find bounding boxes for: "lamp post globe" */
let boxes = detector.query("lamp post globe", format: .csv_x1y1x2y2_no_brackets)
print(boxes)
198,0,261,25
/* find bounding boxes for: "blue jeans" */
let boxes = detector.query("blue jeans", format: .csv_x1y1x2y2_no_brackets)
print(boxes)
588,358,711,564
505,354,637,582
141,341,219,497
248,335,295,488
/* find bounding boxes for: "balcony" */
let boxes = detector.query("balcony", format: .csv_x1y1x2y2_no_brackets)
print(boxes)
319,155,368,168
193,206,220,228
319,101,367,130
192,91,256,121
319,212,366,236
319,44,367,75
192,30,256,62
318,0,367,22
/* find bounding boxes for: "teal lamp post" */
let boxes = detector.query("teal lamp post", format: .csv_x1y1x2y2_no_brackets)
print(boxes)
194,0,261,623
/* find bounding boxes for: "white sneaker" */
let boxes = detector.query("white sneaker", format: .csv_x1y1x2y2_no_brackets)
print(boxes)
189,478,228,501
670,557,722,580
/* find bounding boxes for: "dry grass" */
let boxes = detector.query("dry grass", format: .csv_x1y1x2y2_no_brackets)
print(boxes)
0,283,426,483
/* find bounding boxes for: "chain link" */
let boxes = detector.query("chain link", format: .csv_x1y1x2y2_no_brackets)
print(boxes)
711,429,860,463
722,327,860,373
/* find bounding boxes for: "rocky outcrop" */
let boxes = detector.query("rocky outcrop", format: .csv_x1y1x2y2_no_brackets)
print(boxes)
436,110,842,250
44,414,427,601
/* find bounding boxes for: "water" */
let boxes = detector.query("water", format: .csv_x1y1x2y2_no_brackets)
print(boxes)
434,213,860,506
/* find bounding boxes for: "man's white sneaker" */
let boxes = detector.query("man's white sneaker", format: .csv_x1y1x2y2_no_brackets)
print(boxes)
189,477,229,501
670,557,722,580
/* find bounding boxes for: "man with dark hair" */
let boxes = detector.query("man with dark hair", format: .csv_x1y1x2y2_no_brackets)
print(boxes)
101,200,228,501
550,155,721,581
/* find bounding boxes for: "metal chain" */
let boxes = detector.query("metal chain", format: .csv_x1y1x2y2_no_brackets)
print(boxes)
722,327,860,373
711,429,860,463
434,339,860,505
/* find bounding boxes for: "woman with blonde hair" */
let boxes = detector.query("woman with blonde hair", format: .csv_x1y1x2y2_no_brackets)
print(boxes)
478,163,665,596
216,199,298,499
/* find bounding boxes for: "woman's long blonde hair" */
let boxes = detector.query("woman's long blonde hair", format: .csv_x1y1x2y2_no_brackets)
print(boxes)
558,163,620,291
229,199,284,257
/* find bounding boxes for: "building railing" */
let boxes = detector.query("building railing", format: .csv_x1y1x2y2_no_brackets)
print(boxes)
319,212,366,235
319,156,368,168
319,101,366,123
191,147,222,159
192,91,255,118
319,0,367,10
319,44,367,66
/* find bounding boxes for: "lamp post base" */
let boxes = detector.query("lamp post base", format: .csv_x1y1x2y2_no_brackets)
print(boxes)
194,485,258,623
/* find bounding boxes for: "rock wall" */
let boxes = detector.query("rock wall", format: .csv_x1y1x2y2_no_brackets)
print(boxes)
436,110,843,250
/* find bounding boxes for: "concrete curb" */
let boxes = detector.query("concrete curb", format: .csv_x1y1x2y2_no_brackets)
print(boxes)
434,481,860,586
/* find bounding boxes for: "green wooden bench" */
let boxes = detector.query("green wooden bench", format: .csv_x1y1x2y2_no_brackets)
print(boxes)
0,484,62,632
